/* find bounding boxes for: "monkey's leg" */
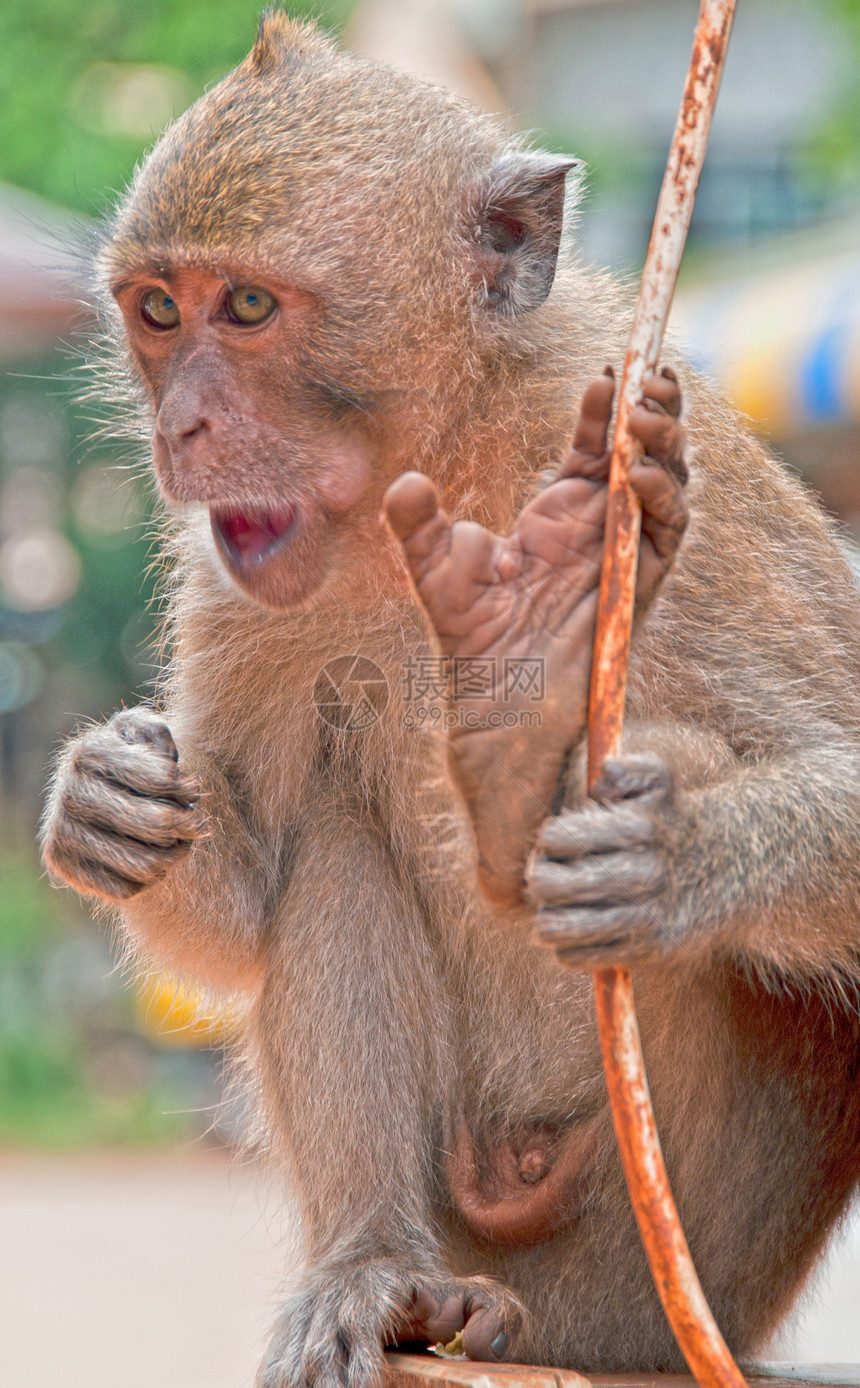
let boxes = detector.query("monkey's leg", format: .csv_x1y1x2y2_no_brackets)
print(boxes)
251,798,522,1388
528,721,860,984
42,705,275,992
384,372,687,908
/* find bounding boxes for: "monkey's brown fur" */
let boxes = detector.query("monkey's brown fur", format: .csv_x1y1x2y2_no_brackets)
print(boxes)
41,14,860,1386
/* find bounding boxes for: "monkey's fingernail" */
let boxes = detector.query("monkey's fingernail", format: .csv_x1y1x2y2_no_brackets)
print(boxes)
490,1332,509,1359
603,365,615,379
661,366,678,382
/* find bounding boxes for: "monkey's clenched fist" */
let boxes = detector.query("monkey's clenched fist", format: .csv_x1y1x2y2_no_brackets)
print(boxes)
528,754,684,969
41,708,204,902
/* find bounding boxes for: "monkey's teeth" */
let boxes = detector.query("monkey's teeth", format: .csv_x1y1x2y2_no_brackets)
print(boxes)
211,506,296,566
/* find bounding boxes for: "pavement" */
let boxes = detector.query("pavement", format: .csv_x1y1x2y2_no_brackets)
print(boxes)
0,1148,290,1388
1,1147,859,1388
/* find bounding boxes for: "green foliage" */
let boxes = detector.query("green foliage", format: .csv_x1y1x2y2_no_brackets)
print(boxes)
807,0,860,185
0,0,355,214
0,1027,188,1149
0,849,195,1149
0,845,58,959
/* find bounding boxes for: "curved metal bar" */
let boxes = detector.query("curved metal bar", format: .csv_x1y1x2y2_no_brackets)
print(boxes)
586,4,745,1386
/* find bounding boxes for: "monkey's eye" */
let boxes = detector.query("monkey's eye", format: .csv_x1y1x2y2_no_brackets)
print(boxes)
226,286,277,325
141,288,180,329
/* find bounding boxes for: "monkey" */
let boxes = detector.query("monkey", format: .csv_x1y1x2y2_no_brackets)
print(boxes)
39,14,860,1388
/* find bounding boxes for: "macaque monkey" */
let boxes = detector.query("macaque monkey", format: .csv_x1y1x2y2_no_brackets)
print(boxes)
41,15,860,1387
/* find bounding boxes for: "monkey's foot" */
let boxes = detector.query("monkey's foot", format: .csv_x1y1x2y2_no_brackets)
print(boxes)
384,372,687,908
257,1260,523,1388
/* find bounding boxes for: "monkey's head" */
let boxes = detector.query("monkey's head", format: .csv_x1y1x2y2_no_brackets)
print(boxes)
99,14,581,612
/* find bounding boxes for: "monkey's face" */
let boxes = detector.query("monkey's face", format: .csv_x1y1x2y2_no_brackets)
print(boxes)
105,16,581,612
114,264,383,611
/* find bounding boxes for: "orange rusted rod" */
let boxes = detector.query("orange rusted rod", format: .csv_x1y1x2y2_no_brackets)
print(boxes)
586,4,744,1388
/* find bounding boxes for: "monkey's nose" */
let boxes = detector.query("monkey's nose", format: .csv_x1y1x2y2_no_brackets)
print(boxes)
156,392,214,451
156,412,213,467
179,416,209,440
163,412,211,447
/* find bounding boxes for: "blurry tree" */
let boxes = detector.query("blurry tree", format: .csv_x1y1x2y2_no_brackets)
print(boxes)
807,0,860,190
0,0,354,214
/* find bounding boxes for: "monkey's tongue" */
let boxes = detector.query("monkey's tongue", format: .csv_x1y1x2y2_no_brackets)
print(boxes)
211,505,296,566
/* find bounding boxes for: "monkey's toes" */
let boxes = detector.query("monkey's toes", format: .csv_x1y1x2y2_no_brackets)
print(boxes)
398,1280,521,1362
383,471,440,542
461,1303,519,1362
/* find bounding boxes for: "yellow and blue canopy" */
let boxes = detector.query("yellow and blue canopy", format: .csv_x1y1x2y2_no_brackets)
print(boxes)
671,214,860,435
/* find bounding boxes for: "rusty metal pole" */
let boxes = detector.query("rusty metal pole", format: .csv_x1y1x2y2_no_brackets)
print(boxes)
586,4,745,1387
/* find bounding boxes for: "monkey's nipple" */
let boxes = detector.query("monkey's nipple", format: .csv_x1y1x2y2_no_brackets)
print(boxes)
210,505,296,568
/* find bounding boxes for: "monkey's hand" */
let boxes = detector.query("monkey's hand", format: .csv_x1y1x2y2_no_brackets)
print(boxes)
527,754,686,969
258,1261,523,1388
41,707,205,903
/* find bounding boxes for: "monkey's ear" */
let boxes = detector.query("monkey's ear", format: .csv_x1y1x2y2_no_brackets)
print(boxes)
467,151,582,315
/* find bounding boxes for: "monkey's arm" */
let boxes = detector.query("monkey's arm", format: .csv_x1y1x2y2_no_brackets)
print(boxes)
529,718,860,987
41,706,275,992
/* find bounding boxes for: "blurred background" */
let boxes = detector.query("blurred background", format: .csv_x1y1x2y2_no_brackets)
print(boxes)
2,1,860,1385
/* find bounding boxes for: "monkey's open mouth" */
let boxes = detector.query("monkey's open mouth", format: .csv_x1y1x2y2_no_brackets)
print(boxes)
210,505,297,570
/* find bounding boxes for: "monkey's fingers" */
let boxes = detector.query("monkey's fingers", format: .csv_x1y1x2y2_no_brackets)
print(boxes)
531,756,672,864
629,456,688,565
529,848,666,909
73,743,200,808
559,368,682,486
116,710,180,761
535,802,658,863
556,371,616,480
534,902,671,971
71,721,200,807
59,771,204,847
44,813,193,901
404,1290,471,1347
394,1281,520,1363
629,396,687,481
460,1301,514,1363
590,754,674,806
643,366,682,419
